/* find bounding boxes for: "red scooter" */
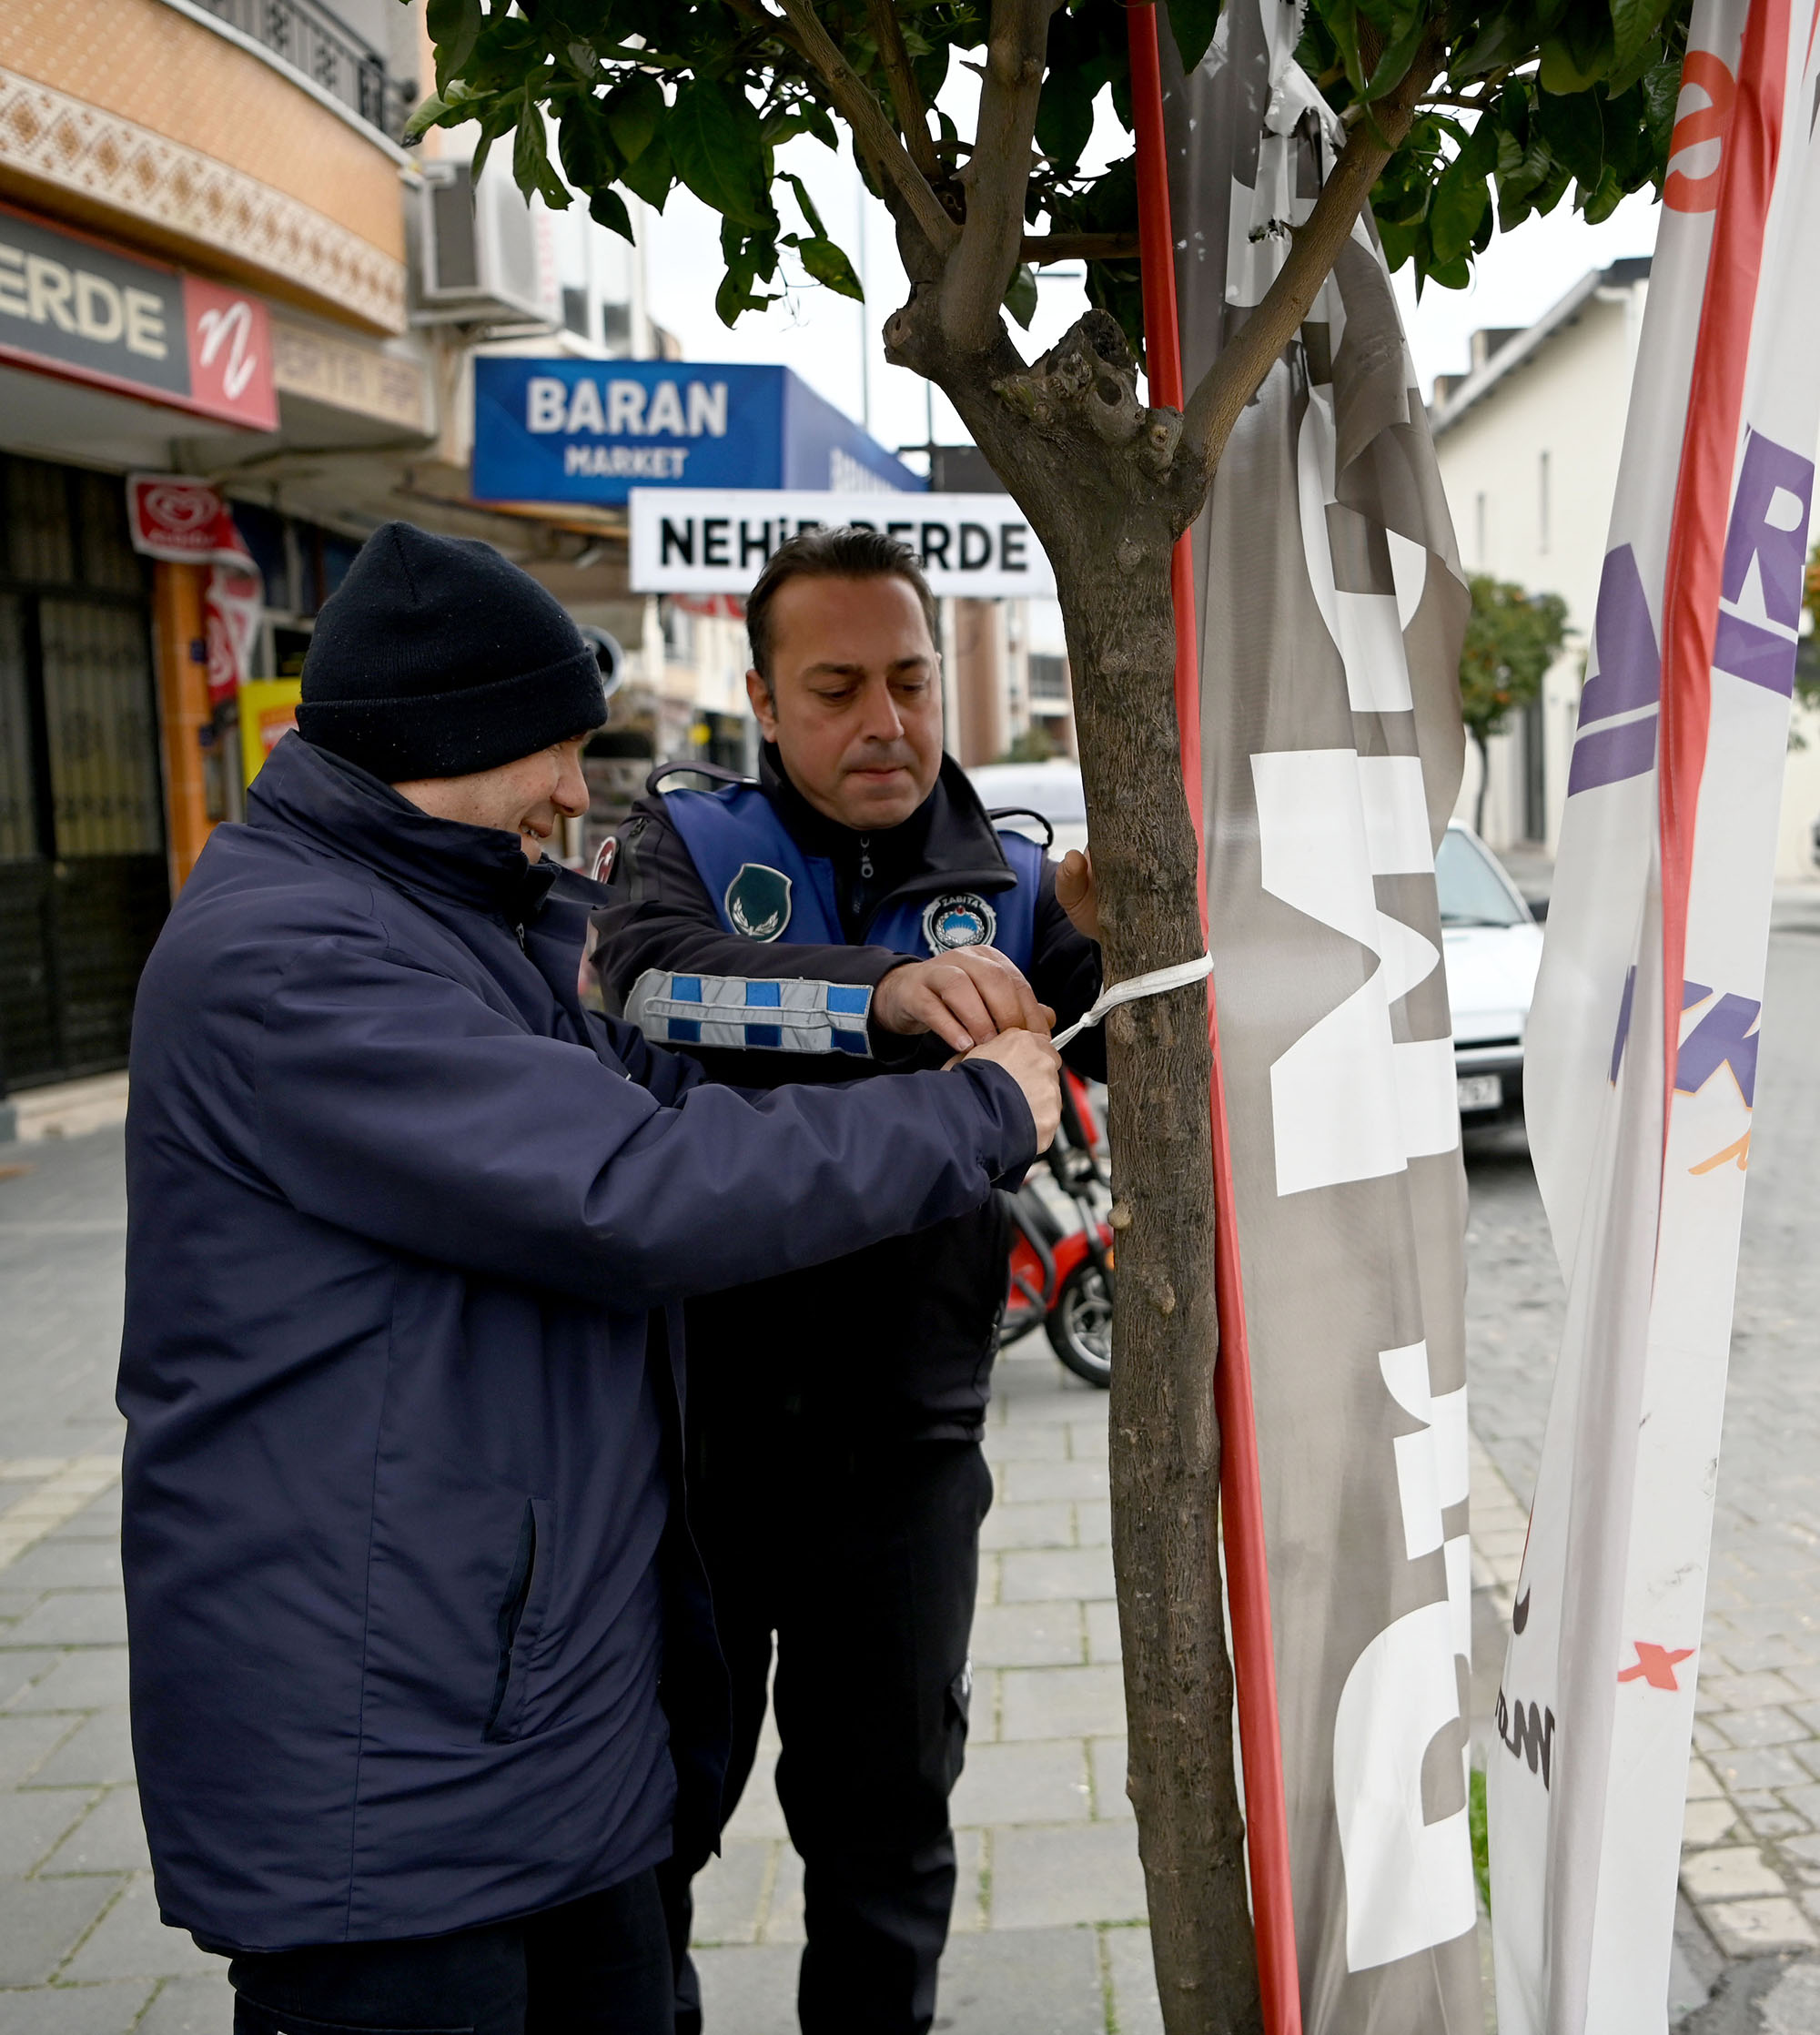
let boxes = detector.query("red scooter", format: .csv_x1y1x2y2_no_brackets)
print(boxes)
1000,1071,1116,1387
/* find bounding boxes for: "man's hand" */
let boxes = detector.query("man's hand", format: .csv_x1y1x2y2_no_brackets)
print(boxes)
1055,849,1099,942
963,1029,1063,1152
872,947,1054,1054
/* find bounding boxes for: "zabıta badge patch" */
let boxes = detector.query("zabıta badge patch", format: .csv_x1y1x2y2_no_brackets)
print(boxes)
724,863,793,941
923,893,997,954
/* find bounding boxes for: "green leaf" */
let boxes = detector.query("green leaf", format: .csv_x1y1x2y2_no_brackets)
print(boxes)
1429,157,1490,263
1036,64,1097,169
1321,0,1370,100
780,170,828,242
426,0,481,93
402,86,461,143
1363,5,1427,103
603,76,663,165
797,236,864,299
619,127,672,210
1611,0,1672,66
1168,0,1223,72
669,77,772,230
1536,86,1605,184
589,186,635,242
1003,261,1039,329
513,97,571,208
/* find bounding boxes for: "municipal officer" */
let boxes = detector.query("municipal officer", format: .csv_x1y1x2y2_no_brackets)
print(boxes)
592,527,1105,2035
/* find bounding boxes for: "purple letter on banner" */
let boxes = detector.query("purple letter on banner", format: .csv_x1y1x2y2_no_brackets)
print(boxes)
1578,545,1661,725
1675,993,1761,1105
1714,609,1797,695
1724,431,1815,627
1569,713,1658,795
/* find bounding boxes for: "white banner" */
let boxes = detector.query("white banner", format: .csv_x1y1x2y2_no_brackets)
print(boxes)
1491,3,1820,2027
627,489,1056,598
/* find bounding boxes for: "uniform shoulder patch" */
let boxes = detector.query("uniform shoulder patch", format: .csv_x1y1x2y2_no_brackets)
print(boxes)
725,862,793,941
923,892,997,954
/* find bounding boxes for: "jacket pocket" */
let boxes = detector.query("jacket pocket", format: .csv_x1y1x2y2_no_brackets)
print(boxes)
481,1496,556,1743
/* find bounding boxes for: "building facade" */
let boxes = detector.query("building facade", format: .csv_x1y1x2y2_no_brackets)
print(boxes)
0,0,665,1092
1430,255,1820,877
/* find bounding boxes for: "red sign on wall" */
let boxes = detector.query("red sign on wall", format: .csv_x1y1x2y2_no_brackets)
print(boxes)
0,200,276,431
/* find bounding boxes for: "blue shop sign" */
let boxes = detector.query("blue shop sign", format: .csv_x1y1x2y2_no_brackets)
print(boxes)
471,359,921,504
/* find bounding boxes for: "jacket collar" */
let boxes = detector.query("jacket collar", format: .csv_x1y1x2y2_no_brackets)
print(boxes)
248,732,559,925
758,745,1016,902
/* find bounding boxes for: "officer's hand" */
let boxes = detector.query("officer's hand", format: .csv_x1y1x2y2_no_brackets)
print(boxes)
963,1029,1063,1153
872,947,1054,1054
1055,850,1100,942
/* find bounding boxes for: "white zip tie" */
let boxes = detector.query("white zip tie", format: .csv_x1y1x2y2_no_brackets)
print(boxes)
1052,953,1215,1050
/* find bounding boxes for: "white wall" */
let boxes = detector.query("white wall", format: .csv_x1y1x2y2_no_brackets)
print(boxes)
1432,284,1642,856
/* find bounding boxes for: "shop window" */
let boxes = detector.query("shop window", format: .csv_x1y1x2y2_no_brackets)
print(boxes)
321,532,361,604
73,471,145,594
40,602,163,858
0,598,35,861
233,502,292,612
6,459,74,585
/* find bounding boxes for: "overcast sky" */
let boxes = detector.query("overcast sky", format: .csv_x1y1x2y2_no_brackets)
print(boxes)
642,116,1664,450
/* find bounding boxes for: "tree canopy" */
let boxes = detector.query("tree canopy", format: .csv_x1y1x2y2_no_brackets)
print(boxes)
408,0,1695,368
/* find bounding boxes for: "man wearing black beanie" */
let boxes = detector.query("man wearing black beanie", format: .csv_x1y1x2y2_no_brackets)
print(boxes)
116,522,1063,2035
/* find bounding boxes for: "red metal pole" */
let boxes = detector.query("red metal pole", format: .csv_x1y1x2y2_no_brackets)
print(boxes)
1126,12,1303,2032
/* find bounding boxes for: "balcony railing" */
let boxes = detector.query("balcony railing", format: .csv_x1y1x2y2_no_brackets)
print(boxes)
192,0,414,141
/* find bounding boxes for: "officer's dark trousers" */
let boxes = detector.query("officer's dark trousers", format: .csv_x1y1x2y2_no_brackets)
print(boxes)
227,1871,673,2035
664,1431,992,2035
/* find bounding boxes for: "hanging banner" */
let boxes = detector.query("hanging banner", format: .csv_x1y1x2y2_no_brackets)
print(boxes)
1166,2,1479,2026
127,475,263,704
1492,2,1820,2026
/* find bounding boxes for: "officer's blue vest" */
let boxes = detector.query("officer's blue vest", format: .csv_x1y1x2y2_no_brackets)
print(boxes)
622,781,1045,1058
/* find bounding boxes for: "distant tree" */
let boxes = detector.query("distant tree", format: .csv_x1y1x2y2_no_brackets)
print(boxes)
1459,573,1569,835
1797,540,1820,707
998,723,1057,764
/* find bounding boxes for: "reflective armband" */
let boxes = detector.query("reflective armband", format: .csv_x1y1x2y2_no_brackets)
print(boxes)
624,968,873,1056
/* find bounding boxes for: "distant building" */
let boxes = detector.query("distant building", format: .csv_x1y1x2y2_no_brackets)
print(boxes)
1430,256,1819,878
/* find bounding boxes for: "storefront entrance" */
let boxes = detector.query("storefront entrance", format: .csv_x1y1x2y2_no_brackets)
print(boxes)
0,459,167,1088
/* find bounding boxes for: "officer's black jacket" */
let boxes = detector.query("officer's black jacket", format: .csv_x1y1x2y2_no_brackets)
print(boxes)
592,745,1104,1438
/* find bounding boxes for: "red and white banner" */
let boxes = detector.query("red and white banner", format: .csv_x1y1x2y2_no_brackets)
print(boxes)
127,475,264,705
1491,3,1820,2026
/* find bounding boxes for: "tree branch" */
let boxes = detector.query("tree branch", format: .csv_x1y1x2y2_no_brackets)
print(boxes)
1181,49,1438,476
775,0,959,257
864,0,944,187
1022,232,1139,263
941,0,1054,351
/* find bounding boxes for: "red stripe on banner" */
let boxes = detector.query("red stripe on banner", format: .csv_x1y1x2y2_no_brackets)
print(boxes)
1658,0,1789,1152
1128,12,1301,2033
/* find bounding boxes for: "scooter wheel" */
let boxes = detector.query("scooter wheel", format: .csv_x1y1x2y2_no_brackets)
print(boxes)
1046,1259,1112,1389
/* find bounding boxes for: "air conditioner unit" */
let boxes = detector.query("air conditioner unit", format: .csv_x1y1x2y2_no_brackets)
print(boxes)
419,160,550,324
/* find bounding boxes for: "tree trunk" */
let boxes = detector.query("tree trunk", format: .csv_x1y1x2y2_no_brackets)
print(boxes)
1472,727,1491,837
1066,553,1260,2034
884,301,1259,2031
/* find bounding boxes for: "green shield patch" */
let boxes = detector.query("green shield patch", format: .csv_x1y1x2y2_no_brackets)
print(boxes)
724,862,793,942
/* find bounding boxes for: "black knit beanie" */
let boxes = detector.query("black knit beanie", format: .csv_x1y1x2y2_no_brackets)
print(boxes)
296,522,607,781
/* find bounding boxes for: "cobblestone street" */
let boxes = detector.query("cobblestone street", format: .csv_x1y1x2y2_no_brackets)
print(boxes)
4,891,1820,2030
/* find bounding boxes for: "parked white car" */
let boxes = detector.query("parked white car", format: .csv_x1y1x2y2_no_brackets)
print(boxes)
1438,821,1545,1123
965,759,1088,856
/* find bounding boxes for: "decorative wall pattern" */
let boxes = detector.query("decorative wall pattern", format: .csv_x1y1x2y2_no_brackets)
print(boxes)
0,69,405,333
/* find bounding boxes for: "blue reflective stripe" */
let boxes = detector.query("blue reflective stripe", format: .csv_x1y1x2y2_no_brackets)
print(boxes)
833,1031,868,1055
744,1024,783,1049
827,984,869,1016
744,979,782,1007
669,1018,702,1043
672,976,703,1002
623,967,873,1058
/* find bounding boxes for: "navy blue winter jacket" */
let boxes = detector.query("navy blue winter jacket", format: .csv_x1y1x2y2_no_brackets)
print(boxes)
116,733,1036,1952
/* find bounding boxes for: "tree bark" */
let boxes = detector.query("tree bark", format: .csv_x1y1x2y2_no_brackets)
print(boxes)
884,299,1259,2031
